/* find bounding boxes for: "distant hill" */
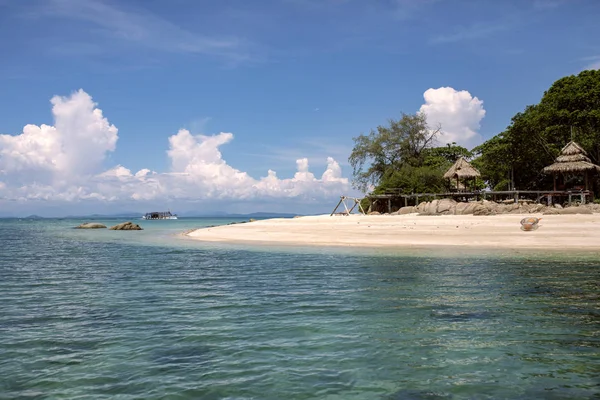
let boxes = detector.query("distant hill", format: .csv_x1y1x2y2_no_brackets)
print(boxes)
5,211,304,219
230,212,300,218
63,212,140,219
178,211,301,218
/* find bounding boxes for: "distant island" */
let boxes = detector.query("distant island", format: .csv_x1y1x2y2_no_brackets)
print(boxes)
23,215,45,219
5,211,302,219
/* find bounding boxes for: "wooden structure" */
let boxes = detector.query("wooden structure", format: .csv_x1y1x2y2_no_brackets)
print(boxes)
330,196,366,216
367,189,593,213
443,157,481,191
543,141,600,191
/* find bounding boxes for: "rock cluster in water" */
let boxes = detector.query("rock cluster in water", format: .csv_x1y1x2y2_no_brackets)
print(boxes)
75,222,107,229
372,199,600,216
109,221,143,230
74,221,143,230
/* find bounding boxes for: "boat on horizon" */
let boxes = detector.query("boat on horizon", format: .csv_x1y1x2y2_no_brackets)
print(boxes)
142,211,178,220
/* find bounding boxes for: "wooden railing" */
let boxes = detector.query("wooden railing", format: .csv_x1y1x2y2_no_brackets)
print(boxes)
367,190,594,212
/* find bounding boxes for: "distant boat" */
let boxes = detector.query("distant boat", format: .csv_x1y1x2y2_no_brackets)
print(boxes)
142,211,178,220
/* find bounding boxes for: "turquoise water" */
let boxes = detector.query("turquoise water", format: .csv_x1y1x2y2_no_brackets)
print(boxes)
0,218,598,399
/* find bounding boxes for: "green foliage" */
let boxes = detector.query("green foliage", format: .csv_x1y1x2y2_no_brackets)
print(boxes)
423,142,472,169
349,112,440,192
474,69,600,193
377,165,447,194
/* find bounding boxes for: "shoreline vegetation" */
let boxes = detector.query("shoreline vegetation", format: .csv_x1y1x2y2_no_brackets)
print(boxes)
184,200,600,250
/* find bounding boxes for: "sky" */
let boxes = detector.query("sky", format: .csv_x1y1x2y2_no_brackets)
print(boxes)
1,0,599,216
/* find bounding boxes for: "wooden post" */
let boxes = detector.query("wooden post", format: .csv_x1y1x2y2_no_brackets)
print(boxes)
553,174,557,191
358,199,366,215
348,198,360,214
387,197,391,214
343,197,350,215
585,171,589,191
568,193,572,205
330,196,344,216
404,196,408,207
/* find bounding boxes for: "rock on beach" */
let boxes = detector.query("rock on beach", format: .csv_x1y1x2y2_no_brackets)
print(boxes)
396,199,600,217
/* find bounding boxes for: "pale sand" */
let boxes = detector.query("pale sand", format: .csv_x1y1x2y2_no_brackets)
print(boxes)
185,213,600,250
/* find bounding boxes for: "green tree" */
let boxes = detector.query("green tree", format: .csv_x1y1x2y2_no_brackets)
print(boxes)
474,69,600,193
423,142,473,169
349,112,440,192
377,165,447,194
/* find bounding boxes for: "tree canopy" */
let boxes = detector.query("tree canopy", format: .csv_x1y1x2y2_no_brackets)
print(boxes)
348,112,472,194
349,112,439,192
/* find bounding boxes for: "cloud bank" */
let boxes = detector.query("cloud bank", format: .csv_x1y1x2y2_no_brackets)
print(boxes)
0,90,349,211
419,87,486,147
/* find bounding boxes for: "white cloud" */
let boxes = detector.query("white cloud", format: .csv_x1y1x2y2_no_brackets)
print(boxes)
0,89,118,185
577,55,600,71
321,157,345,182
40,0,246,60
429,22,509,44
0,90,351,212
419,87,486,148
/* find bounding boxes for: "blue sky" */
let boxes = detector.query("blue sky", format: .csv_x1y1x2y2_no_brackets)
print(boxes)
0,0,599,216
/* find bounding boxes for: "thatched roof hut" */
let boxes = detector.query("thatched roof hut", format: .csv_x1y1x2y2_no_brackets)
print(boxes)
443,157,481,179
543,141,600,174
443,157,481,191
543,141,600,190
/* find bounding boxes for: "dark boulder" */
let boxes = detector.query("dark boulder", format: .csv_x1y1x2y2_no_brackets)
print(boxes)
109,221,143,230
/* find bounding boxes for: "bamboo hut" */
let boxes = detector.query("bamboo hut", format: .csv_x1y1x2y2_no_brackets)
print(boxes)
443,157,481,191
542,141,600,191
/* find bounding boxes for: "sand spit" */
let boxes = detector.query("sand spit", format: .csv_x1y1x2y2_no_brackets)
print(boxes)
185,213,600,250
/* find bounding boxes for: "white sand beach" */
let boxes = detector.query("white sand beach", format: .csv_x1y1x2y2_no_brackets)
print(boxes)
185,213,600,250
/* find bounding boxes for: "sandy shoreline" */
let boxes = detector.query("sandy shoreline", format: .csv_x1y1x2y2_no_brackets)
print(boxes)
184,213,600,250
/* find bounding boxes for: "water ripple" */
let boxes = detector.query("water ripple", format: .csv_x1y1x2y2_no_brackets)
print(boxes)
0,219,599,399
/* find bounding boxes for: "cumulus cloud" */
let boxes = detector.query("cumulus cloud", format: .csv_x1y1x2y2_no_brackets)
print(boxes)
0,90,350,210
419,87,486,148
0,89,118,185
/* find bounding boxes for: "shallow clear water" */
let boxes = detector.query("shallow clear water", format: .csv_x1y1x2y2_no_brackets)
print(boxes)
0,218,598,399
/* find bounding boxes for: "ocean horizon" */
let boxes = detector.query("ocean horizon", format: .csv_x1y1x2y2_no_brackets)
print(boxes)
1,217,598,399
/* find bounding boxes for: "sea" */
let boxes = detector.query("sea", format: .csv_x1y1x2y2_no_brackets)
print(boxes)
0,217,598,399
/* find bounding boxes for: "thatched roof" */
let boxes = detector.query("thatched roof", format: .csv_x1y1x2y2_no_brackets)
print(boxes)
443,157,481,180
543,141,600,174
